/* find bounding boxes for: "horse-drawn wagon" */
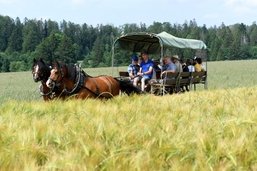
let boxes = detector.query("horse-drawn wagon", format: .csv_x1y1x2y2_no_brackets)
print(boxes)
112,31,208,95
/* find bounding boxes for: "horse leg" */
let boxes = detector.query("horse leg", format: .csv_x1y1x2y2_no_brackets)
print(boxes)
76,90,92,99
116,79,142,95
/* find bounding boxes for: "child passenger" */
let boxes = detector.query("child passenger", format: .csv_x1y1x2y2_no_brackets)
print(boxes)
127,54,140,86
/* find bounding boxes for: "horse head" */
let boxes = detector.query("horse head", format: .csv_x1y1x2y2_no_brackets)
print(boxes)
32,58,51,82
46,61,67,88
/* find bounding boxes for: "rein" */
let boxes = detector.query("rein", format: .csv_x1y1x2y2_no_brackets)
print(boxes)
81,82,100,97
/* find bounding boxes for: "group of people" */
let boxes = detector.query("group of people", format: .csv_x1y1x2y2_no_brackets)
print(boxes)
127,50,153,91
127,50,205,92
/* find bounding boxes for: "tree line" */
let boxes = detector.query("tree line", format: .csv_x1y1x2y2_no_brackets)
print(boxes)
0,15,257,72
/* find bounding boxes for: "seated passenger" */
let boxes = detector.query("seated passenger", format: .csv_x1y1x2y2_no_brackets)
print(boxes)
171,55,183,73
181,59,188,72
152,59,161,79
181,58,194,92
186,58,195,72
160,56,176,78
127,54,140,86
134,50,154,92
194,57,205,72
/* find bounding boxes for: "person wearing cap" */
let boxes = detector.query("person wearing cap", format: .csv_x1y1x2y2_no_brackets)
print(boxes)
171,55,183,73
135,50,154,91
127,54,140,85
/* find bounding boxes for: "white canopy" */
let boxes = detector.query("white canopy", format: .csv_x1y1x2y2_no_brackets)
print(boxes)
114,31,207,54
157,31,207,50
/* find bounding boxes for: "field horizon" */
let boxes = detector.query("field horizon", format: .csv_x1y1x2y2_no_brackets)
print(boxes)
1,59,257,102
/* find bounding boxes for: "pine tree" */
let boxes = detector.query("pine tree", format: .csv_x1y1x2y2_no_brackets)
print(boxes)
22,19,42,53
0,16,14,51
6,17,23,52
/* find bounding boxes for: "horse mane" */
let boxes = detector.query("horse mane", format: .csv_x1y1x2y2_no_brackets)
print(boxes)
66,64,77,82
41,62,51,73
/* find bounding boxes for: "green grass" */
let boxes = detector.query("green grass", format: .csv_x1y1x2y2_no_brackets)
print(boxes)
1,60,257,102
207,60,257,89
0,72,39,102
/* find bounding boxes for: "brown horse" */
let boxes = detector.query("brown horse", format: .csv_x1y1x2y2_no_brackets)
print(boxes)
32,58,63,101
46,61,142,99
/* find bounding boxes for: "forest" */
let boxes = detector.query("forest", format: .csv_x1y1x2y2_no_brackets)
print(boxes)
0,15,257,72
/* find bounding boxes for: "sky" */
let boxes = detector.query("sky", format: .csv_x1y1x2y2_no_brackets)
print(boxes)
0,0,257,27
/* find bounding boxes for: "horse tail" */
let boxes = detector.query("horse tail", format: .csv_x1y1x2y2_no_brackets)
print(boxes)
115,78,143,95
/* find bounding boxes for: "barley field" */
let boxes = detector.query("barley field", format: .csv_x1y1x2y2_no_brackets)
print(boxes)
0,60,257,170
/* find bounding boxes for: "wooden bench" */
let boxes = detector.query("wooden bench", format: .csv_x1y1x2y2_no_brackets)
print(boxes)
190,71,207,90
150,71,207,95
178,72,191,92
118,71,130,81
118,70,207,95
150,72,179,95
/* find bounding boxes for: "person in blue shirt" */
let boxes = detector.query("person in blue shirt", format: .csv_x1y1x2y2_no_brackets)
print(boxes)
127,54,140,86
160,56,176,78
135,50,154,91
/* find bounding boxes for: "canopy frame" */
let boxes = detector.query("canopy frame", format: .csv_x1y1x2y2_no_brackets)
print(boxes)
111,31,208,88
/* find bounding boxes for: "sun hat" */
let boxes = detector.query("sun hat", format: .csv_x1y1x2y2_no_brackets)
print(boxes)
172,55,179,59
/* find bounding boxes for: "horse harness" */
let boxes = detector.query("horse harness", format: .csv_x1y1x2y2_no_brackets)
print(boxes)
39,82,61,99
60,65,101,97
36,65,57,99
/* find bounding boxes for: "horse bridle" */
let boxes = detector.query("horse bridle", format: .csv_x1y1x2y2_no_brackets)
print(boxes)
48,64,102,97
47,64,65,86
32,63,56,97
39,84,54,96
